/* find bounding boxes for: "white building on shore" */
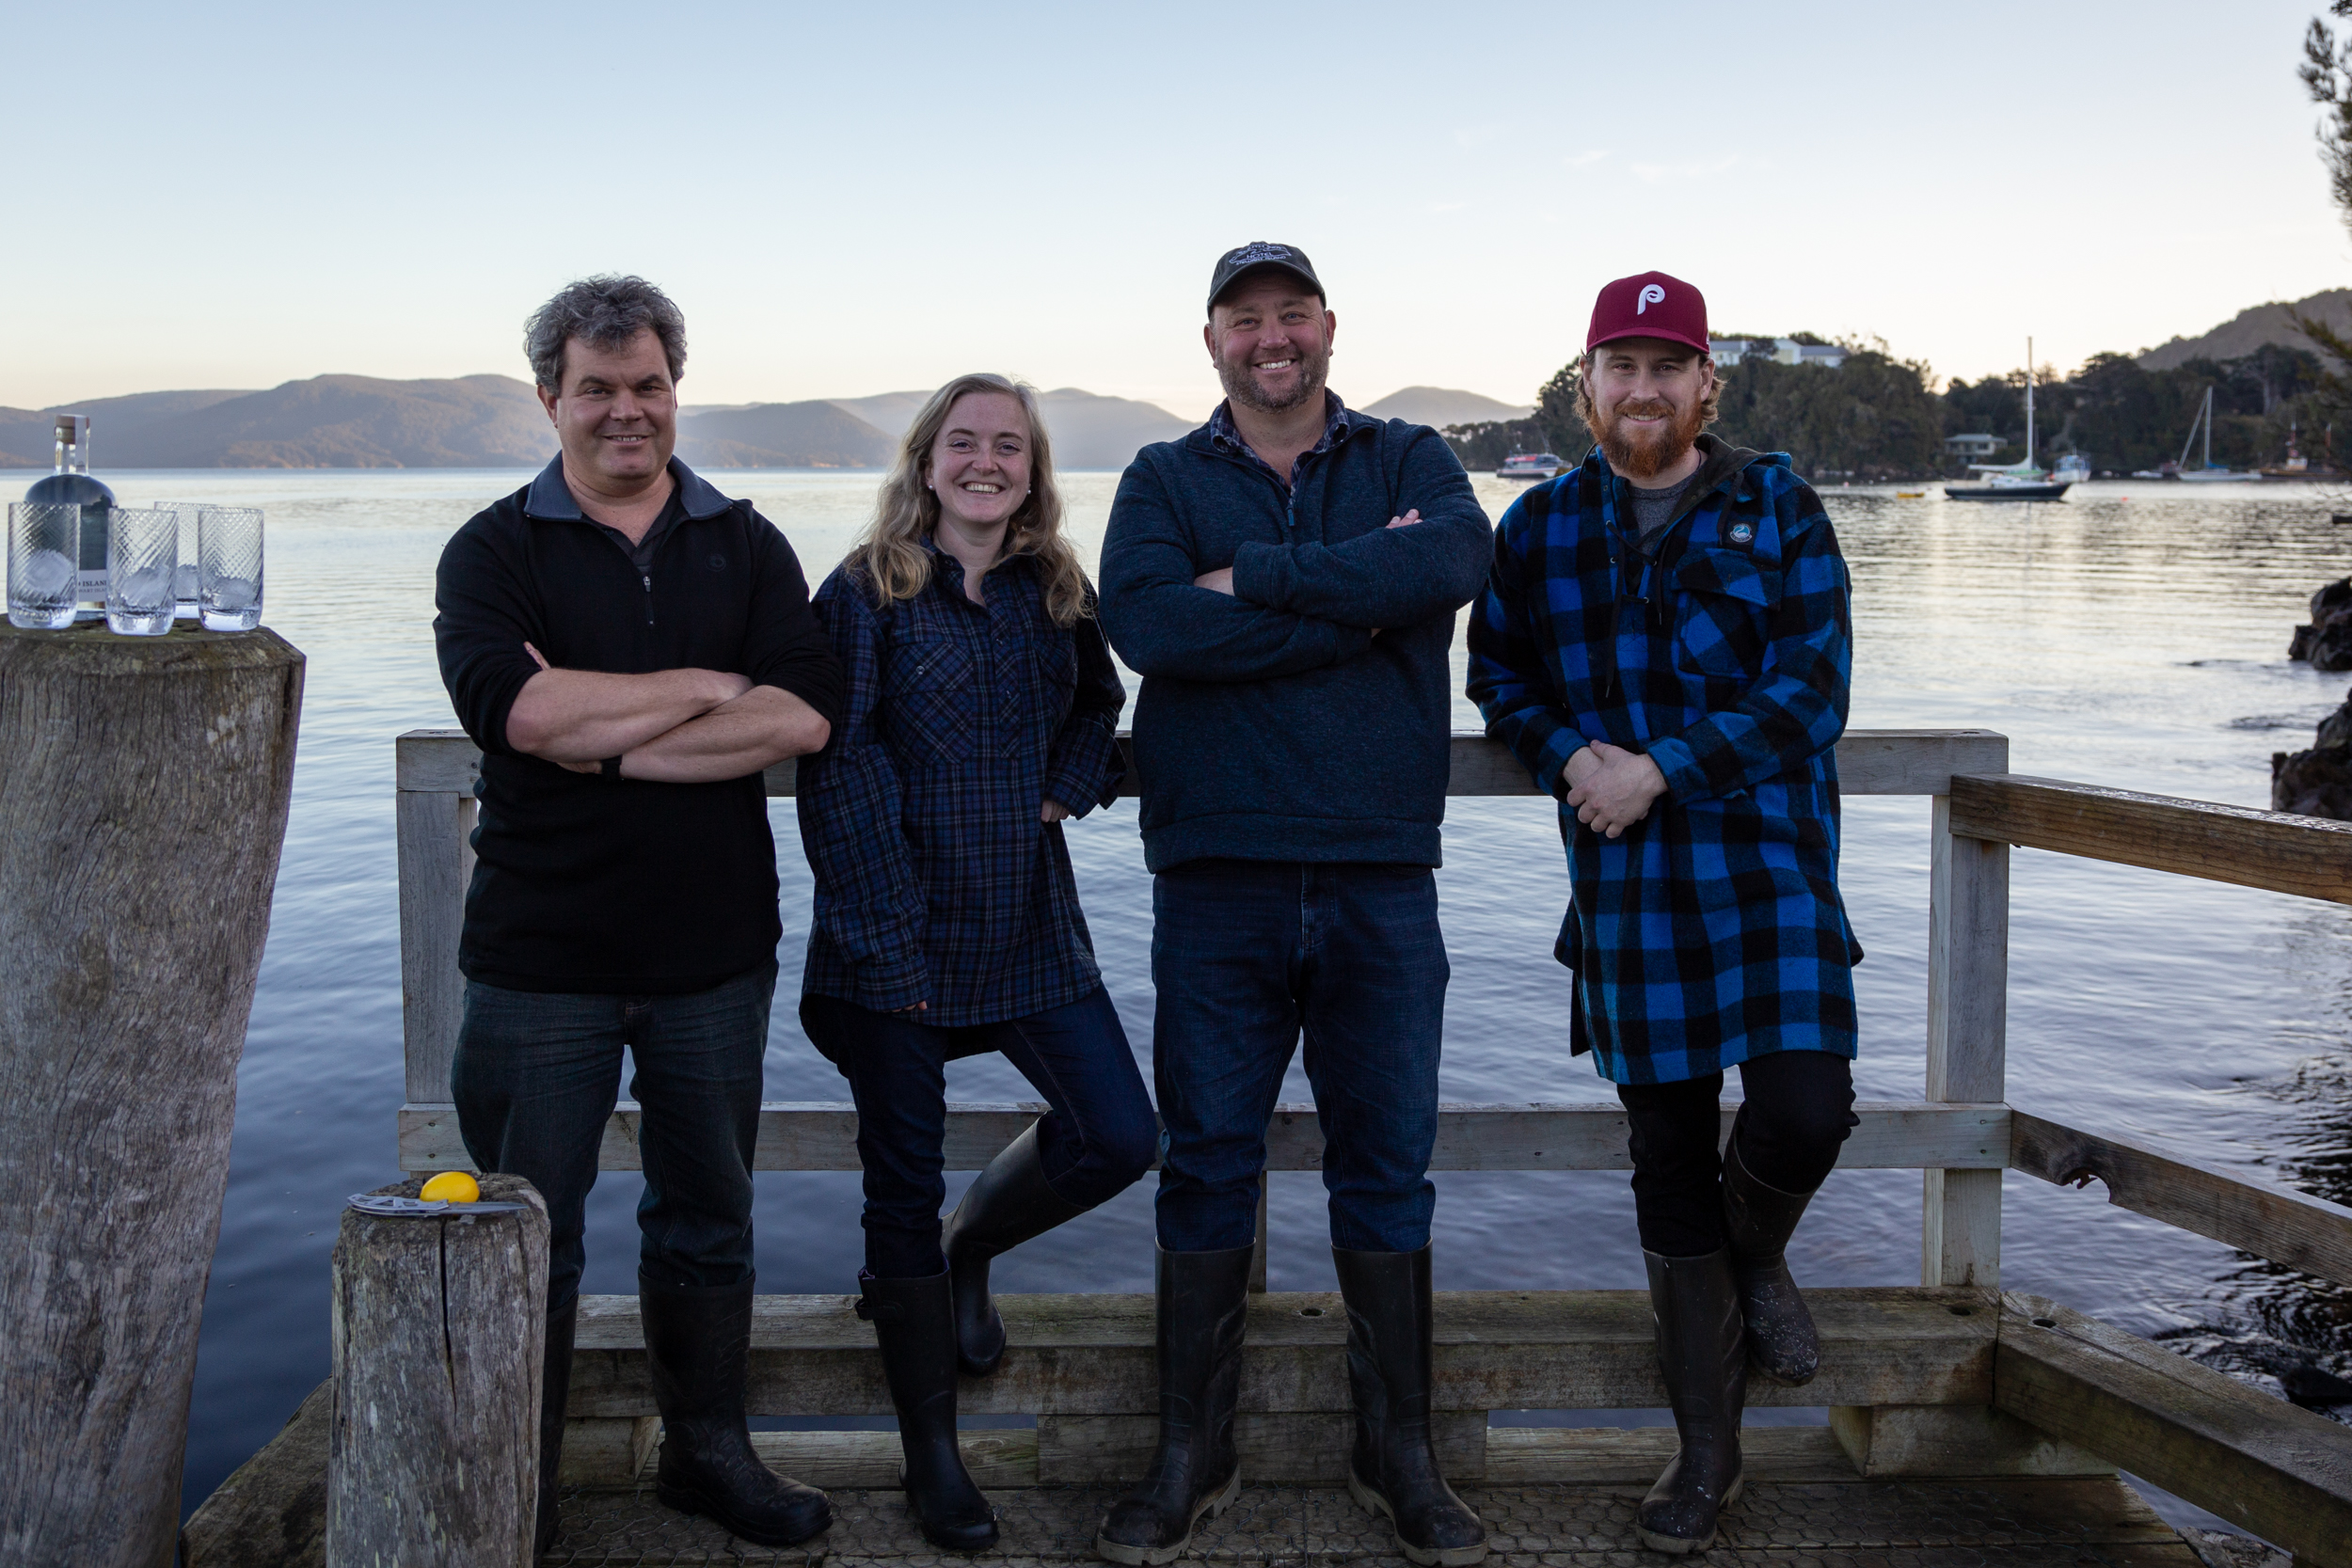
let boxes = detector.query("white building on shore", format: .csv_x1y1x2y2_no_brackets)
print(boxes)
1708,338,1848,369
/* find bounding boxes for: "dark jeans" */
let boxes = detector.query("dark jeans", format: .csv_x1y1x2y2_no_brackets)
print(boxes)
800,986,1156,1278
451,963,775,1313
1615,1048,1858,1258
1151,859,1450,1254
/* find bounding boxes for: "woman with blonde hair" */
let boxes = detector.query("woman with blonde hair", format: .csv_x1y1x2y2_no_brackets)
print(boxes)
797,373,1154,1550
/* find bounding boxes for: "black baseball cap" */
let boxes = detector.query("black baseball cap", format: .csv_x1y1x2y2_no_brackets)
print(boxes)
1206,242,1325,315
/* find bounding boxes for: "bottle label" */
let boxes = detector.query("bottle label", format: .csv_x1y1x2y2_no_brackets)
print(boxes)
77,504,108,605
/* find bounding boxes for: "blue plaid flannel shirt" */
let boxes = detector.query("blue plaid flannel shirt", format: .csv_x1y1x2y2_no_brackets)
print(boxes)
797,548,1125,1024
1465,438,1860,1085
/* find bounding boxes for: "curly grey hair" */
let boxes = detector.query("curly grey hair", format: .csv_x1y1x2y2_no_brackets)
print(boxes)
523,275,687,392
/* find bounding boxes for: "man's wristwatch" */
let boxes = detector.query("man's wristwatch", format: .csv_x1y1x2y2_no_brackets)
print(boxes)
599,755,624,781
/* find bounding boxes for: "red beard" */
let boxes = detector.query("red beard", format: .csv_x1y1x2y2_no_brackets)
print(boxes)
1587,394,1707,480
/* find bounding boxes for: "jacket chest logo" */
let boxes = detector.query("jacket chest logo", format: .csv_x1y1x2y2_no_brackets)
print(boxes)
1726,522,1755,546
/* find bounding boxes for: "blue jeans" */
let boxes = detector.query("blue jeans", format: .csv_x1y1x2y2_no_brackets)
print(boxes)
451,963,775,1313
1151,860,1449,1254
800,986,1156,1277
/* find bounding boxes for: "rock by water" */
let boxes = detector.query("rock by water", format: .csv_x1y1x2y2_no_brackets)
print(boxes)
2287,578,2352,670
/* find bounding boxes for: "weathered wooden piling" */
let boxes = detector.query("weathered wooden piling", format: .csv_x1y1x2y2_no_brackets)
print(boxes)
328,1174,548,1568
0,623,303,1568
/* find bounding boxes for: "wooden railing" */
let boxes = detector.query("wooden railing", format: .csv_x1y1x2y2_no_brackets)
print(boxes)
391,726,2352,1566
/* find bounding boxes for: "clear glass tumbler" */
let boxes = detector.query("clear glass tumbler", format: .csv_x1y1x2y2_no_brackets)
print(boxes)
8,501,81,629
198,506,264,632
154,500,202,616
106,507,179,636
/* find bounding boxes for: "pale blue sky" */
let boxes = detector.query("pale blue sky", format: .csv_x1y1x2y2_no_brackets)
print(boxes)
7,0,2347,418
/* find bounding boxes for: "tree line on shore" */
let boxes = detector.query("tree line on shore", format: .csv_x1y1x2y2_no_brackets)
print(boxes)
1440,340,2338,482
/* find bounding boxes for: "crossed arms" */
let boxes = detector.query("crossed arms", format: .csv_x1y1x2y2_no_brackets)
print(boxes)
1099,433,1491,683
504,646,831,783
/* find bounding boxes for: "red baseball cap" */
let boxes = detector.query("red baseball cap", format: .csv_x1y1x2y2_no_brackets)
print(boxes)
1586,271,1709,356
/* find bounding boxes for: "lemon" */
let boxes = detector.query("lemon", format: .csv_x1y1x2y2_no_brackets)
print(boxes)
420,1171,481,1205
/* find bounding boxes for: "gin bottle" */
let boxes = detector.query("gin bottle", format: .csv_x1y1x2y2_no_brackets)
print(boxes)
24,416,114,618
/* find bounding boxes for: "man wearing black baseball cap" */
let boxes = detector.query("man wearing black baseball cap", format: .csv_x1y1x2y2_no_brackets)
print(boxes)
1467,272,1861,1553
1093,245,1493,1567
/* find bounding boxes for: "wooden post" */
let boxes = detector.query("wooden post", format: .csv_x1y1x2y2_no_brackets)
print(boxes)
1923,794,2009,1289
328,1174,549,1568
0,624,303,1567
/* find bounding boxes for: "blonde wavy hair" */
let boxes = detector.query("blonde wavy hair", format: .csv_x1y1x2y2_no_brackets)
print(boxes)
847,373,1090,626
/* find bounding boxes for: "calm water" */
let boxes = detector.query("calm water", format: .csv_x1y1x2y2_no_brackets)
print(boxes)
106,467,2352,1515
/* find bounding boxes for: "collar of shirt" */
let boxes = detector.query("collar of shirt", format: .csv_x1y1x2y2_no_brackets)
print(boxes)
522,454,734,525
1207,390,1350,489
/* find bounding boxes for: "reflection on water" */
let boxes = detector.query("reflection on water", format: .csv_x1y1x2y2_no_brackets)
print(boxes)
117,469,2352,1509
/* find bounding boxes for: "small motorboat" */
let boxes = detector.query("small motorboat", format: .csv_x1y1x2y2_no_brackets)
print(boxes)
1496,451,1567,481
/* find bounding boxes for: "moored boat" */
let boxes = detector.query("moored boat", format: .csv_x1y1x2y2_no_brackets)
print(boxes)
1495,451,1567,481
1945,339,2072,500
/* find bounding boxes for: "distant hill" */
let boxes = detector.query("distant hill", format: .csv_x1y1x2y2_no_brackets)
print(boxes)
1030,388,1194,468
101,374,557,467
0,388,257,467
0,374,1187,470
675,402,896,468
1359,386,1534,428
824,391,931,441
722,387,1195,469
2137,289,2352,370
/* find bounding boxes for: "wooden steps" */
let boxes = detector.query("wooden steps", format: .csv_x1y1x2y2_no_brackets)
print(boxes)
568,1287,1999,1422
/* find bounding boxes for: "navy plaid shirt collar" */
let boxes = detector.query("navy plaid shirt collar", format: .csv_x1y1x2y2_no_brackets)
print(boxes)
1208,390,1350,489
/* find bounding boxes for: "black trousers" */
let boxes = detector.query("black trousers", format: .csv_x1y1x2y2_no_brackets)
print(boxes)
1615,1050,1858,1258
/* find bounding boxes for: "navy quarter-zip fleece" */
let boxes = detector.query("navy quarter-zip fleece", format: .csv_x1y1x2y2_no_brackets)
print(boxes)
1099,398,1491,871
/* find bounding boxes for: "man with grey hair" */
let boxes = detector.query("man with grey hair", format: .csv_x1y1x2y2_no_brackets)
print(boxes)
435,274,844,1552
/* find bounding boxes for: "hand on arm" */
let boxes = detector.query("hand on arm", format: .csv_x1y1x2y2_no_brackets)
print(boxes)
1565,740,1667,839
620,684,831,783
512,643,828,782
1200,510,1419,632
506,642,750,766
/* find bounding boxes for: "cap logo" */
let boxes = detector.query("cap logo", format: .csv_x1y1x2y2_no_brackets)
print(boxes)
1229,242,1293,265
1636,282,1665,315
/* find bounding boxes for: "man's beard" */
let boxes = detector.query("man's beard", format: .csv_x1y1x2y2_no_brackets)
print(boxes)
1587,394,1706,481
1219,344,1330,415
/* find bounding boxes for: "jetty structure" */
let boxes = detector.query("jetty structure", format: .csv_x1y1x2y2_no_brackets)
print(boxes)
155,722,2352,1564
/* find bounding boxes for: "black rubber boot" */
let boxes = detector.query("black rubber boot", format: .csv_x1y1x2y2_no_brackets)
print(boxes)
1720,1133,1821,1386
534,1299,578,1559
642,1275,833,1547
1095,1244,1253,1565
858,1270,1000,1552
1332,1246,1487,1567
942,1123,1087,1376
1636,1249,1746,1554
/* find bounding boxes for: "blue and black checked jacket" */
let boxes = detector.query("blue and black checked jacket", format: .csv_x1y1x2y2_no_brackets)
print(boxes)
797,548,1125,1025
1466,437,1860,1085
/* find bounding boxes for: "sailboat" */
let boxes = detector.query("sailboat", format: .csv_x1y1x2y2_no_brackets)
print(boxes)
1946,337,2073,500
2173,387,2260,483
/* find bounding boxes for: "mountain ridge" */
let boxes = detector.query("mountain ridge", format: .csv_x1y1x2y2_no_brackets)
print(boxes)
2136,288,2352,370
0,376,1203,470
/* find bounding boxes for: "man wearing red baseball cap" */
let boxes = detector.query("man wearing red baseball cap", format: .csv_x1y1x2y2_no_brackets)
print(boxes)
1466,272,1861,1553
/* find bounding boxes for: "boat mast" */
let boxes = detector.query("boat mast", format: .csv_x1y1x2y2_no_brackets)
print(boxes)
2025,338,2035,469
2178,388,2208,470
